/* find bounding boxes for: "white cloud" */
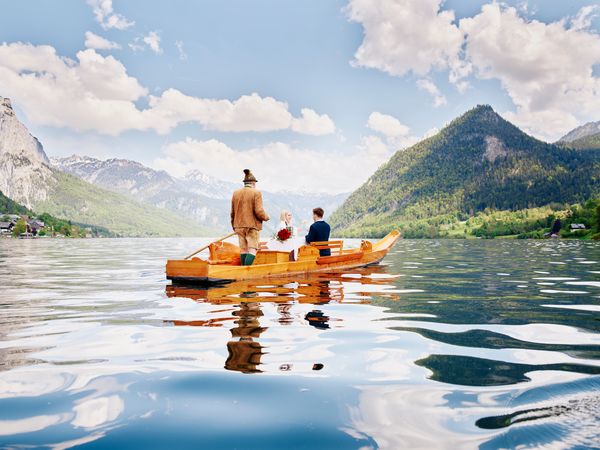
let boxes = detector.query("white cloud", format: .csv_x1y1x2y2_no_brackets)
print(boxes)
153,137,394,193
423,127,439,139
570,5,599,31
460,3,600,140
87,0,134,30
84,31,121,50
366,112,420,150
416,78,447,107
0,43,147,134
347,0,465,78
146,89,293,133
143,31,162,54
367,112,409,138
128,38,144,52
348,1,600,141
290,108,336,135
0,42,335,136
175,40,187,61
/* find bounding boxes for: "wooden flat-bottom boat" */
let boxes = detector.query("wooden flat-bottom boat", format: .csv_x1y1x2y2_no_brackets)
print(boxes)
166,230,400,285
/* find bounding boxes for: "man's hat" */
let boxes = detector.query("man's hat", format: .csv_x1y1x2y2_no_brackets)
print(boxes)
243,169,257,183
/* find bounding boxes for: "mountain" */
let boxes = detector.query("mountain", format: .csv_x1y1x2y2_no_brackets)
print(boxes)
51,155,230,230
330,105,600,237
562,132,600,150
558,120,600,143
52,155,349,233
0,97,209,236
0,97,54,209
0,189,29,215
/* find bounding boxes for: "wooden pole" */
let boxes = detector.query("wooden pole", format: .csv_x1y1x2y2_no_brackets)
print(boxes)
184,231,237,260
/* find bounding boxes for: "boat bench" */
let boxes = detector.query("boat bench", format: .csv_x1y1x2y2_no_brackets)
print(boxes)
309,240,344,255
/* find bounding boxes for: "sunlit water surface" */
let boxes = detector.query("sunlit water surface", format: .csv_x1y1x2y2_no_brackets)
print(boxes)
0,238,599,449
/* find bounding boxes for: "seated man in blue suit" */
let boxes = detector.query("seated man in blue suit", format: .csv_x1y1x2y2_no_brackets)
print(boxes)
305,207,331,256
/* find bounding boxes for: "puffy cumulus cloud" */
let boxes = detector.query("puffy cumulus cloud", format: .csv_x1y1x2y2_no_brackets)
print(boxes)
153,137,394,193
0,42,335,136
143,31,162,54
346,0,469,105
460,3,600,140
87,0,134,30
147,89,294,133
84,31,121,50
347,0,466,77
0,43,147,134
367,112,409,138
366,112,419,150
348,1,600,141
290,108,336,135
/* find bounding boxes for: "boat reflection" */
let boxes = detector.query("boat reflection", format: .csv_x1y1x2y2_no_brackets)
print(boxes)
165,265,400,305
165,269,400,374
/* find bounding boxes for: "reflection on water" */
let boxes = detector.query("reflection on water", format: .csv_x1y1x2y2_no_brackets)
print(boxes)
0,238,599,449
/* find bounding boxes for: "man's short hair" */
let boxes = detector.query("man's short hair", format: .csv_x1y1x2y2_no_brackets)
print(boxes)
313,207,324,218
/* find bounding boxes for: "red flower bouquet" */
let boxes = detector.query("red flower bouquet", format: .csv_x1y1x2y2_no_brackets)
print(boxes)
275,227,292,242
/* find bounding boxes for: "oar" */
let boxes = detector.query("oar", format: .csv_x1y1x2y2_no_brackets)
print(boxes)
184,231,237,260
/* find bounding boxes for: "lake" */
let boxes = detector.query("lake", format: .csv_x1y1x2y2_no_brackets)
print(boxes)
0,238,599,449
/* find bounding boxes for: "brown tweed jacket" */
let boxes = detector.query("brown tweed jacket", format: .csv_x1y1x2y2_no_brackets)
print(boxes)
230,186,270,230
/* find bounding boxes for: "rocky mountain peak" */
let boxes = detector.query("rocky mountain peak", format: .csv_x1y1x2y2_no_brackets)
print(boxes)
0,96,53,209
0,96,49,165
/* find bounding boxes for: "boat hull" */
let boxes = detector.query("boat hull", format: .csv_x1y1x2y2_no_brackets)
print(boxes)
166,230,400,285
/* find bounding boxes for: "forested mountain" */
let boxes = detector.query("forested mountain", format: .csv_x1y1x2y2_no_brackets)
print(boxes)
331,105,600,237
0,190,29,215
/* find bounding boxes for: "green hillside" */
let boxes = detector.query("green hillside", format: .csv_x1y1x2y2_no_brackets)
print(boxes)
1,189,114,237
33,169,213,237
331,105,600,237
0,190,29,215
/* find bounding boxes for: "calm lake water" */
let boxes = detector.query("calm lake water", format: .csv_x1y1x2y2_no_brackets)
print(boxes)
0,238,599,449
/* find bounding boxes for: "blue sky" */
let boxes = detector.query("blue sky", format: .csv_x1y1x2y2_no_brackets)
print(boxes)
1,0,600,193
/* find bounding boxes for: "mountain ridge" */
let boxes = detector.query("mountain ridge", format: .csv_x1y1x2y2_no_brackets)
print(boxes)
331,105,600,237
558,120,600,143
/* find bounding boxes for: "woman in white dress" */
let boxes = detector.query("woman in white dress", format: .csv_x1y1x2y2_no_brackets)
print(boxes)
277,210,295,235
268,210,302,259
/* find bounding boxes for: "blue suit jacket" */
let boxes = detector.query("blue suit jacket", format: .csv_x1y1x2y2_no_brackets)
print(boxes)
305,220,331,256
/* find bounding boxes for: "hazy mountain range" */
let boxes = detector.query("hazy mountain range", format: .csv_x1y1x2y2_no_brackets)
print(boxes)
51,155,349,233
558,120,600,144
557,120,600,151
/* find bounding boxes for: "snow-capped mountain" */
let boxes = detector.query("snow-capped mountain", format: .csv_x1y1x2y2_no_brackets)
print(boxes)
183,170,238,200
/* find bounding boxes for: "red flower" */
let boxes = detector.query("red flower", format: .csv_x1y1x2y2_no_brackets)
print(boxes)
276,228,292,242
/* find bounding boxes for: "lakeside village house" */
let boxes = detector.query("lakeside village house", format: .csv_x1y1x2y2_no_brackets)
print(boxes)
0,215,45,237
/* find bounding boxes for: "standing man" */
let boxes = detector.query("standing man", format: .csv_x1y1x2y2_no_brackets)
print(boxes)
231,169,270,265
305,207,331,256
